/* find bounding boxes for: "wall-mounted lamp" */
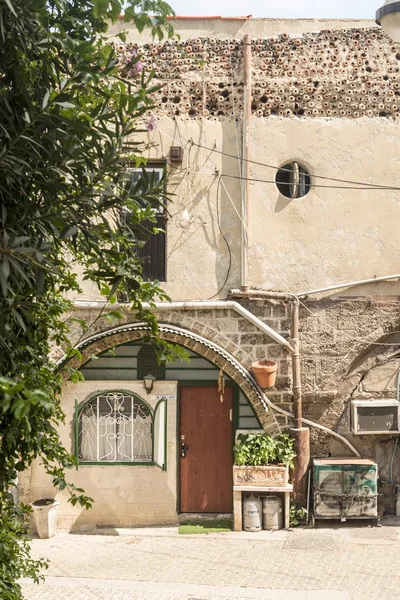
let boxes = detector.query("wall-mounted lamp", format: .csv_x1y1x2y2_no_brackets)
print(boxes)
143,373,156,394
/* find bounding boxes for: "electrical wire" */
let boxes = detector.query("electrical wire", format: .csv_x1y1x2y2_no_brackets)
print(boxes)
159,127,400,191
220,172,400,191
157,129,400,345
191,141,400,192
206,176,232,300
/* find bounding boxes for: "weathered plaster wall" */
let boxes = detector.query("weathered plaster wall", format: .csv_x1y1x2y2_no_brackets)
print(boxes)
72,114,400,301
109,18,376,44
28,381,178,531
69,24,400,300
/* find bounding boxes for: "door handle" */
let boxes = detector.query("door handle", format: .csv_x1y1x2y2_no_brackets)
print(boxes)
181,442,189,459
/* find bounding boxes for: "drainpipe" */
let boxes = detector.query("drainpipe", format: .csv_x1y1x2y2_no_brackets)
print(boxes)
229,288,310,508
290,298,310,509
241,34,252,291
72,299,293,352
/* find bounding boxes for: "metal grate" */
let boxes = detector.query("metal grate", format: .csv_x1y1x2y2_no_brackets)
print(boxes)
78,392,152,462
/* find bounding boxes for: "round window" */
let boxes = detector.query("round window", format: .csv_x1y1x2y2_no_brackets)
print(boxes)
275,162,311,199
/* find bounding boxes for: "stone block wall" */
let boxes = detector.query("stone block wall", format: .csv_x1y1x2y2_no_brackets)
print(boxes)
65,295,400,514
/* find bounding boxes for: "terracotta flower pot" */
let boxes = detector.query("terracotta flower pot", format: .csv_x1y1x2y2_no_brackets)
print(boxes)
251,360,278,389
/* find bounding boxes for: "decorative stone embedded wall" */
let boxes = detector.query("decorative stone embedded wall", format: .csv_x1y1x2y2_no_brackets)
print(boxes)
113,27,400,119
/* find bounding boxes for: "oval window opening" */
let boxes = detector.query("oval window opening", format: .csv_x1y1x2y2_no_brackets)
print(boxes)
275,162,311,199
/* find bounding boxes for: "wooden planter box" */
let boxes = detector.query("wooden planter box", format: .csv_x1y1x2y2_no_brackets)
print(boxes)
233,465,289,488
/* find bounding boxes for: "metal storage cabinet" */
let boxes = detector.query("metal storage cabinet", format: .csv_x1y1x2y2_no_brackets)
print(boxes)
313,458,378,521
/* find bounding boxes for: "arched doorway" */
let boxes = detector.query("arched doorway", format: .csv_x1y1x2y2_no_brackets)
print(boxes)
58,323,281,521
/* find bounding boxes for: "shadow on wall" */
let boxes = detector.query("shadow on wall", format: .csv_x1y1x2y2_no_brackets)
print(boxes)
167,119,242,297
331,329,400,514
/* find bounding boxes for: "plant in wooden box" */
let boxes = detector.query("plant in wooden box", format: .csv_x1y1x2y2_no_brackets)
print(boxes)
233,433,296,488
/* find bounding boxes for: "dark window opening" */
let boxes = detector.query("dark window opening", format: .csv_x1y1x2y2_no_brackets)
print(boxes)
124,164,166,282
275,162,311,199
137,345,166,380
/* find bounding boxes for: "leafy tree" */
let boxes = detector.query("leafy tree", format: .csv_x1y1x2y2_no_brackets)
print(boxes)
0,0,181,597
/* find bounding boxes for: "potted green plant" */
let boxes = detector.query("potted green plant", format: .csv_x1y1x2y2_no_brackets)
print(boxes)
233,432,296,488
31,498,59,538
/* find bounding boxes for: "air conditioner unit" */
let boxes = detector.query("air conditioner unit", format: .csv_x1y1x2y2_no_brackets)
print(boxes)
351,400,400,435
313,458,378,521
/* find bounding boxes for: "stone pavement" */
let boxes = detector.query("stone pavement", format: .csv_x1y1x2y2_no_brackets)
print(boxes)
20,520,400,600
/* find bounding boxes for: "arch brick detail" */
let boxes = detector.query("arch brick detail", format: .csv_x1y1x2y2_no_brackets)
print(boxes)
61,323,282,434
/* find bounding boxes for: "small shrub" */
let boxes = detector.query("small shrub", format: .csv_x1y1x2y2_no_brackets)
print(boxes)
234,432,296,467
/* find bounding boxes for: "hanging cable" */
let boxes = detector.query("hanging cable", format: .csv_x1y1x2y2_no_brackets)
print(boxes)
207,176,232,300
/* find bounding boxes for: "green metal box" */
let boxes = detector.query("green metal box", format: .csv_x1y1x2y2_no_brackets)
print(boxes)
313,458,378,520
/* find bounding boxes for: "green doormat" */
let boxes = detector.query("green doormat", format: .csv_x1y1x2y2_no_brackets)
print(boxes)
179,520,232,534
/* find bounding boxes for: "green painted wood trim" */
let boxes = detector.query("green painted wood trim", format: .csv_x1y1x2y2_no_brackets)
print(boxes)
164,398,168,473
74,398,79,469
153,397,168,472
82,367,217,372
78,461,156,466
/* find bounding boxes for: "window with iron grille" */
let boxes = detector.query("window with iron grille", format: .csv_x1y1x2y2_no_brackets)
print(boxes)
78,392,152,463
76,391,168,469
125,164,166,282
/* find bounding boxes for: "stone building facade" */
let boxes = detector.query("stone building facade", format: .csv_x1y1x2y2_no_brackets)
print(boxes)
23,17,400,527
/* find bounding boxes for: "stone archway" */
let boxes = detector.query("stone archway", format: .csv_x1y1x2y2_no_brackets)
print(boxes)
60,322,281,434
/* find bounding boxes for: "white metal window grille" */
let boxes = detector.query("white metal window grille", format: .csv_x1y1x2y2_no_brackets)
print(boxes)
78,392,152,463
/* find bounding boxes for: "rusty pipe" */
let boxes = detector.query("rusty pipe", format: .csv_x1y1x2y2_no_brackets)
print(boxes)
229,288,296,302
291,298,302,429
241,34,252,291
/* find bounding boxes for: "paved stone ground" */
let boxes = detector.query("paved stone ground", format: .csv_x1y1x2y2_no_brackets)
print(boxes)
20,520,400,600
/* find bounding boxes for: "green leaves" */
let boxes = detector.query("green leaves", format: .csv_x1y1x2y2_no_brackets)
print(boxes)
234,433,296,467
0,0,176,596
94,0,110,17
4,0,17,17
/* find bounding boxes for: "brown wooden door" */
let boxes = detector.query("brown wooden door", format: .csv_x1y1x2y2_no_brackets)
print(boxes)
179,385,233,513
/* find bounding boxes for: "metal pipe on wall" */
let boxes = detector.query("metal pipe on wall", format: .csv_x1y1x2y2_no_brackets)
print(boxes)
72,299,294,352
298,273,400,297
229,288,311,504
241,33,252,291
230,288,302,426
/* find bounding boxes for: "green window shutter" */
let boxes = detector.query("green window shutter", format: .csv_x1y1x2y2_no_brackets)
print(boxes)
153,397,167,471
74,398,79,470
